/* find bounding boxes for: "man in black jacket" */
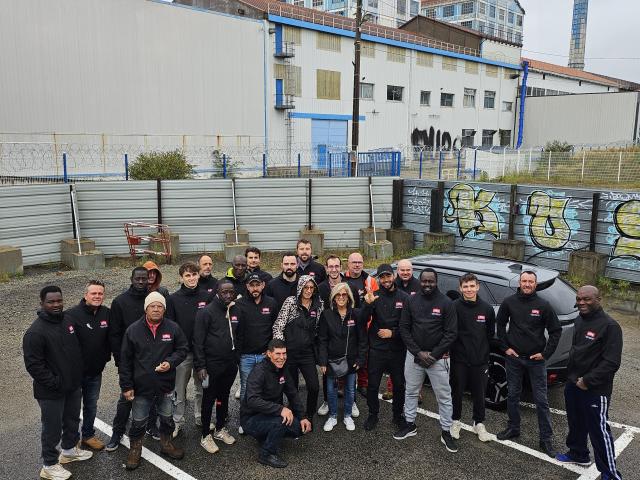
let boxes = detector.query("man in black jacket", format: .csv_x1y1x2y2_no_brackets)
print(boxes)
241,339,312,468
119,292,188,470
24,286,93,480
394,268,458,454
225,255,249,300
246,246,273,283
317,255,343,306
197,254,217,299
394,259,420,296
167,262,211,437
556,286,623,480
362,264,409,431
65,280,111,451
496,270,562,458
296,239,326,283
193,280,241,453
265,253,298,310
449,273,495,443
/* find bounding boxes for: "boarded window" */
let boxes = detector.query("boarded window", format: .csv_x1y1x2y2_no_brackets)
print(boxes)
361,41,375,58
416,52,433,67
485,65,498,77
387,46,405,63
442,57,458,71
317,69,341,100
317,32,341,52
465,61,478,74
273,64,302,97
284,27,301,45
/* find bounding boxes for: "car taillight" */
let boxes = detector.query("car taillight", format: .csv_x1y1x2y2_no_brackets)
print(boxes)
547,373,558,384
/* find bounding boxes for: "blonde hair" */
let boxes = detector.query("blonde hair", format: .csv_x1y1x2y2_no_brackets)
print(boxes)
329,282,355,309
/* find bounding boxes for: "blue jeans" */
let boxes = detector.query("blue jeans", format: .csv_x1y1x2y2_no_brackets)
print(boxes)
242,413,302,456
240,354,266,401
326,372,356,418
80,374,102,439
506,355,553,441
129,392,174,439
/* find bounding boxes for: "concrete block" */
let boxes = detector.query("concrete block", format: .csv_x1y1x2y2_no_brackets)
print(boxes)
60,238,96,255
225,229,249,245
224,243,250,263
64,250,105,270
386,228,415,254
299,229,325,256
492,239,525,261
149,233,180,264
360,228,387,251
0,245,23,276
568,251,608,285
364,240,394,260
423,232,455,253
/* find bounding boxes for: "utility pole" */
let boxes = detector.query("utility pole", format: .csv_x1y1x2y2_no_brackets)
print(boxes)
350,0,363,177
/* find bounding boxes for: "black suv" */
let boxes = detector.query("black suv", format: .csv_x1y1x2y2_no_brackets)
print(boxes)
399,253,577,409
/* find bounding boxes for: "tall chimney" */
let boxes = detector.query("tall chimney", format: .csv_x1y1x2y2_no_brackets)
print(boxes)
568,0,589,70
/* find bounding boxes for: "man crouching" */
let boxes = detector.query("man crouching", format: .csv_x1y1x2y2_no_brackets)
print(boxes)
119,292,188,470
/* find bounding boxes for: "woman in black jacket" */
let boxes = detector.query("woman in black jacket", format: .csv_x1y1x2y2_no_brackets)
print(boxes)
318,283,367,432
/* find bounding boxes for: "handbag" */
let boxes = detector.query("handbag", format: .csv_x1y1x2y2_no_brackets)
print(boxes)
328,316,350,378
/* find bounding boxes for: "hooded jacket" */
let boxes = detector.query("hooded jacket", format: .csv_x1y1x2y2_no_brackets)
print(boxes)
23,311,84,400
109,285,148,365
450,297,496,366
65,299,112,376
361,283,409,352
224,267,249,300
265,273,298,310
119,316,188,397
166,284,211,350
318,306,367,375
143,260,170,298
272,275,324,355
236,293,279,355
193,295,241,371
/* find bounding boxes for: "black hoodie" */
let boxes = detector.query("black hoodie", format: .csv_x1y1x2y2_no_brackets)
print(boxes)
23,311,84,400
166,284,211,349
193,296,241,371
451,297,496,366
236,294,279,355
109,285,148,365
361,284,409,352
318,306,367,375
65,300,112,376
567,307,622,396
197,274,218,301
265,273,298,310
297,259,327,284
395,276,421,296
496,290,561,359
317,274,345,306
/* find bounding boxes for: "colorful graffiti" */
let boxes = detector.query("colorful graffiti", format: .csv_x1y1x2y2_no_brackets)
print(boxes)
411,127,458,151
611,199,640,260
444,183,500,239
525,190,573,251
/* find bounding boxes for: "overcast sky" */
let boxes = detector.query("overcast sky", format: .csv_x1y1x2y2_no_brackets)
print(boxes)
519,0,640,82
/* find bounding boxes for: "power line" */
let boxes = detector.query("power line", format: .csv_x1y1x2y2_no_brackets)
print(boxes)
523,49,640,60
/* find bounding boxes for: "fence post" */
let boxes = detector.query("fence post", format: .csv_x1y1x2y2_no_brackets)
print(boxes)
528,148,532,173
63,152,68,183
617,152,622,183
396,152,402,176
328,153,332,178
456,149,461,179
297,153,301,178
222,154,227,179
438,150,443,180
581,151,586,183
262,153,267,178
419,150,423,179
124,153,129,181
589,192,600,252
502,148,506,177
516,149,520,174
473,149,478,180
547,150,551,181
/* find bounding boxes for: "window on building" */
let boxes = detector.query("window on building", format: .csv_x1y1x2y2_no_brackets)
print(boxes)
531,86,545,97
478,21,485,33
479,2,486,15
368,0,378,7
506,30,513,42
546,89,558,96
484,90,496,109
461,2,474,15
500,129,511,147
485,65,498,77
361,41,375,58
498,8,505,21
502,101,513,112
416,52,433,67
317,69,341,100
293,0,304,6
497,27,504,38
440,92,454,107
313,0,323,6
514,32,522,43
508,11,514,23
443,4,455,17
420,90,431,106
442,57,458,71
486,24,495,36
317,32,341,52
274,64,302,97
465,61,479,74
284,27,302,45
526,86,532,96
489,5,496,18
461,20,473,28
462,129,475,147
516,14,523,26
425,7,435,17
464,88,476,108
410,1,419,15
387,85,404,101
387,46,405,63
397,0,406,15
482,129,495,147
360,82,374,100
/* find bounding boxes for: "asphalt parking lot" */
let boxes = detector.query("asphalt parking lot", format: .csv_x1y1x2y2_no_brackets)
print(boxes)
2,264,639,480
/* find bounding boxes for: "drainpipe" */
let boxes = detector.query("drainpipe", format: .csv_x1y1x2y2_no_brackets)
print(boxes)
516,60,529,149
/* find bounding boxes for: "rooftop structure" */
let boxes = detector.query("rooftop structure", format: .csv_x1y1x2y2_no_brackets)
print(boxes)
568,0,588,70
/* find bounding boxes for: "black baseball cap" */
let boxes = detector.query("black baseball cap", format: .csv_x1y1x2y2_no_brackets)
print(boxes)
246,273,263,284
375,264,394,277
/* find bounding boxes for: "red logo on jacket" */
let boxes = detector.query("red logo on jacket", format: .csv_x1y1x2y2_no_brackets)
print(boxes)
531,309,540,316
279,376,285,384
476,315,486,323
395,301,403,308
585,330,596,341
262,308,271,314
161,333,172,341
230,316,238,323
432,308,441,316
347,319,356,327
197,302,207,308
99,320,108,328
68,325,75,334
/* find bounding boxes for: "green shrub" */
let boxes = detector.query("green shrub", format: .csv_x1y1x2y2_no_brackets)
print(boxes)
544,140,573,152
129,150,194,180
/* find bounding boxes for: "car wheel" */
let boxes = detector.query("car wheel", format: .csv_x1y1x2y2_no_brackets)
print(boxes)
485,352,508,410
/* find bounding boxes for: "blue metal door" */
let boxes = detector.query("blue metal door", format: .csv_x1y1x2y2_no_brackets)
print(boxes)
312,119,347,171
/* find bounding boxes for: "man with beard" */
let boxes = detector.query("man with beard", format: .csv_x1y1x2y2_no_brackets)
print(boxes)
246,247,273,283
296,239,326,283
265,253,298,310
197,254,217,299
225,255,249,300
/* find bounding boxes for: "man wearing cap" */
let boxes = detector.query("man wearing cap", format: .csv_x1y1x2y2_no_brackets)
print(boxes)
119,292,188,470
362,264,409,431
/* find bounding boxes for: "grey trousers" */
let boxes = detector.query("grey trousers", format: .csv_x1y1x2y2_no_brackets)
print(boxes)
172,352,203,425
403,352,453,431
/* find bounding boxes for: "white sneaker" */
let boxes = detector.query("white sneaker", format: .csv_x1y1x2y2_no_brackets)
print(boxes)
58,446,93,464
351,403,360,418
213,427,236,445
450,420,461,439
323,416,338,432
343,416,356,431
238,425,244,435
172,423,182,439
474,422,491,442
200,434,220,454
40,464,71,480
234,388,241,400
317,401,329,416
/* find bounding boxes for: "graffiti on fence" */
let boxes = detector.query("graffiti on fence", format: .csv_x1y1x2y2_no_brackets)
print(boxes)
524,190,579,252
411,127,459,151
444,183,502,240
406,185,431,216
605,196,640,265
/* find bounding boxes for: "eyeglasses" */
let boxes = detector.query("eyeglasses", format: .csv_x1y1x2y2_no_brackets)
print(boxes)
302,285,315,291
335,292,349,298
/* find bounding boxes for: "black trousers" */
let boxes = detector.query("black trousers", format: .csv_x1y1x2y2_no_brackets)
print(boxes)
112,392,158,436
287,352,319,419
450,361,488,424
366,349,405,418
38,389,82,466
201,361,238,438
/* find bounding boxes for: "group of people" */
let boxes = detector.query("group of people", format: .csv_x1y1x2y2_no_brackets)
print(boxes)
23,240,623,480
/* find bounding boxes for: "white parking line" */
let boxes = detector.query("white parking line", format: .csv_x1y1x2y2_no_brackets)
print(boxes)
575,429,634,480
93,417,197,480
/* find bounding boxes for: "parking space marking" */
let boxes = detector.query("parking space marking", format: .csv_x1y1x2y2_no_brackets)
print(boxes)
576,429,634,480
93,417,198,480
